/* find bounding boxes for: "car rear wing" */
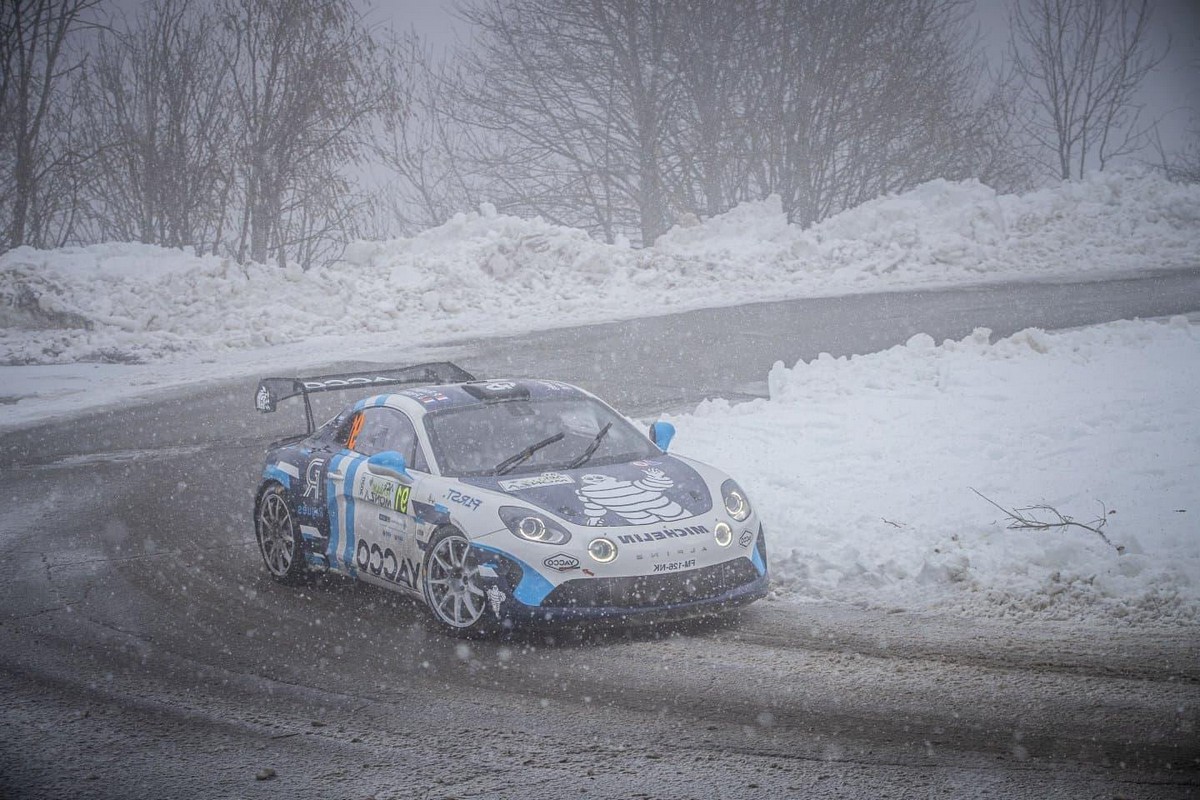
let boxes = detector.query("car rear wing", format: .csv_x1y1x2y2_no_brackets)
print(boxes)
255,361,477,434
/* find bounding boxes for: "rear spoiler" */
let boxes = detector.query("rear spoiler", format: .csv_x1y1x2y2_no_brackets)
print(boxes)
255,361,476,434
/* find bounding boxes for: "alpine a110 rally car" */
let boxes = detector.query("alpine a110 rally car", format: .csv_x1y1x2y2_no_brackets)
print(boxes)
253,362,768,633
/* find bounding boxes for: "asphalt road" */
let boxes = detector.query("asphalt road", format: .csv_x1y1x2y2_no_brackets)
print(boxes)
2,272,1199,799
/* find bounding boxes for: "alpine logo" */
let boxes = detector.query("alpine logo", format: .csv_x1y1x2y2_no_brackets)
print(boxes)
498,472,574,492
617,525,709,545
543,553,580,572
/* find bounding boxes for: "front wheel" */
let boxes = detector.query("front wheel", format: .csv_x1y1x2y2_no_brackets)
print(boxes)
422,529,492,635
255,483,307,584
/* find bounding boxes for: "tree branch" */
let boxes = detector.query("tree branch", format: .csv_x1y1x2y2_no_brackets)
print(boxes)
971,488,1124,554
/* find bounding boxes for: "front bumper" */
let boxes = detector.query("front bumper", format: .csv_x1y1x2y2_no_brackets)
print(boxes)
473,526,769,623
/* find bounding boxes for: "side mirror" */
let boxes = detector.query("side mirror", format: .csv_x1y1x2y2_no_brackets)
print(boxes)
367,450,412,483
649,421,675,452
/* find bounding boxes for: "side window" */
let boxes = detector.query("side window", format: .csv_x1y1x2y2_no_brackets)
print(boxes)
337,408,429,471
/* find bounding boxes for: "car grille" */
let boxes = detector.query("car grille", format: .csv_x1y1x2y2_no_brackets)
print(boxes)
542,557,760,609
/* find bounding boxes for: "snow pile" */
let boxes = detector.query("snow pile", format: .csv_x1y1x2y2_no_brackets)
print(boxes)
656,171,1200,283
669,316,1200,625
3,169,1199,366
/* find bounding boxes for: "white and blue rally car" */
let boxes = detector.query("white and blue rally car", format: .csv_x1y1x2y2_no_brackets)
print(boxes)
253,363,768,634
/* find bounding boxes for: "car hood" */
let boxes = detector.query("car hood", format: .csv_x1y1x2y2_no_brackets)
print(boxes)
461,456,714,528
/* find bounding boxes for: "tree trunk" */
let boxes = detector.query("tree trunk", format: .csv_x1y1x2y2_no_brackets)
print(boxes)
8,138,33,249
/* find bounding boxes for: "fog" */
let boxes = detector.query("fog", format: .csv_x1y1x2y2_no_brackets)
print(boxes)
2,0,1197,269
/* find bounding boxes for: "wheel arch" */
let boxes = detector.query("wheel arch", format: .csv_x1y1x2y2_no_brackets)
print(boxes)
254,478,286,509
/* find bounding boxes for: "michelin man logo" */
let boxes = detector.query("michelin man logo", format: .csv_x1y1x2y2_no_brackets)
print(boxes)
576,467,688,526
255,385,272,412
486,585,506,618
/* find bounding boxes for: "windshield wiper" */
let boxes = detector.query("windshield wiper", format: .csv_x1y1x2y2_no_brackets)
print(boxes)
494,432,565,476
565,422,612,470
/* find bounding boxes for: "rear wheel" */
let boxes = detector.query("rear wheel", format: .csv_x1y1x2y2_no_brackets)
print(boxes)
255,484,307,584
422,529,490,634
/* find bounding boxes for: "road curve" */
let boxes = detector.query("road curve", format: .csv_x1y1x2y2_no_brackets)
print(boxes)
2,273,1199,799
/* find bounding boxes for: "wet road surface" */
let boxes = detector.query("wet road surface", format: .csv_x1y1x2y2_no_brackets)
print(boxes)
2,272,1199,799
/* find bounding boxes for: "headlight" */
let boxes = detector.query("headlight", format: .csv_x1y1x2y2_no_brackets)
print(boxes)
587,537,617,563
721,479,752,522
713,521,733,547
498,506,571,545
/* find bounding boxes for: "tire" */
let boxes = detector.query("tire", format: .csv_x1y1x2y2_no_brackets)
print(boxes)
422,528,493,636
254,483,308,584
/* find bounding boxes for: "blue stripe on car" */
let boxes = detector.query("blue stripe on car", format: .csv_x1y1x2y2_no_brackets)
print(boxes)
351,395,389,411
263,464,292,489
750,544,766,576
325,453,344,570
341,456,364,576
472,543,555,606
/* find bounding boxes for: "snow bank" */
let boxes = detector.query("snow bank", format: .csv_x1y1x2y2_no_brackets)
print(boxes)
3,169,1198,366
668,316,1200,625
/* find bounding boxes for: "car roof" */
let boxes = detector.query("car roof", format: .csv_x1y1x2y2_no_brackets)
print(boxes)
361,378,592,417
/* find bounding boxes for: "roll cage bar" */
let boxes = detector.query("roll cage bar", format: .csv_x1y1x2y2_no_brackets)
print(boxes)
254,361,477,435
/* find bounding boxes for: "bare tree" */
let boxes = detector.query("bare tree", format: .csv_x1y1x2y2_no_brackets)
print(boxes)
80,0,232,252
217,0,385,268
741,0,1006,226
1009,0,1167,180
369,33,482,235
664,0,757,218
454,0,681,245
1154,123,1200,183
0,0,101,250
449,0,1020,241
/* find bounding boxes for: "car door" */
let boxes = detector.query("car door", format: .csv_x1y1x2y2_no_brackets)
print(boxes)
325,405,432,595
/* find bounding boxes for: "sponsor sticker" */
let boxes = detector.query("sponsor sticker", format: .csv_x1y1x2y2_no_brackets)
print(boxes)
498,472,575,492
303,376,395,391
355,540,421,589
303,458,325,499
445,488,483,511
543,553,580,572
400,388,451,406
576,467,686,527
356,473,411,514
617,525,709,545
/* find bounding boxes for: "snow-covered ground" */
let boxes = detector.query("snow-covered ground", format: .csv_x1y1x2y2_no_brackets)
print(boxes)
669,317,1200,626
3,170,1198,372
2,169,1197,626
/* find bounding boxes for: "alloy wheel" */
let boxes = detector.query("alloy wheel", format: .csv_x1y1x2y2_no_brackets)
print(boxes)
256,491,295,577
425,534,486,628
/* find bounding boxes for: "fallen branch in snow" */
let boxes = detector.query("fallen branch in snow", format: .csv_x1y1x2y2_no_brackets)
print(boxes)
971,489,1125,555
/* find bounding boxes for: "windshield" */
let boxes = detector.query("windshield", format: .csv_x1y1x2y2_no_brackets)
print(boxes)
425,396,659,477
